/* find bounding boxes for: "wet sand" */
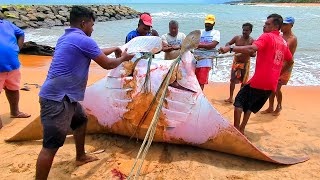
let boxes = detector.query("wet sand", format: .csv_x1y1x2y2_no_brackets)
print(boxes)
0,55,319,179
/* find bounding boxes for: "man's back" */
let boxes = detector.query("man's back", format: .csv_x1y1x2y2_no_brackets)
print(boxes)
39,28,102,102
0,20,24,72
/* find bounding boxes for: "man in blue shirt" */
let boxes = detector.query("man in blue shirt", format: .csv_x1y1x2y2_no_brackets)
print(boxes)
125,12,153,43
36,6,134,179
0,19,30,129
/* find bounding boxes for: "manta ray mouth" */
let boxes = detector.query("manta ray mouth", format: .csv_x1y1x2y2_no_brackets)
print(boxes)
169,81,196,93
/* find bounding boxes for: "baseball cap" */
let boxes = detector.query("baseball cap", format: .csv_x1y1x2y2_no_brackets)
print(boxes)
205,14,215,24
140,13,152,27
283,17,295,24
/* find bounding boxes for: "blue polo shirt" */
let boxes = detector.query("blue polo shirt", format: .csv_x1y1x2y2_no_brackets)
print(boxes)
125,29,151,43
39,28,102,102
0,19,24,72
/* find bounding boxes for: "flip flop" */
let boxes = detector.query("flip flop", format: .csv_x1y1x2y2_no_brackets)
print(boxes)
20,86,31,91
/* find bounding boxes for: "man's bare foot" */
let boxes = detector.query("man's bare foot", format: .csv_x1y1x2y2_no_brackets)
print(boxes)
76,154,99,166
224,98,233,104
272,107,282,116
261,108,274,114
10,112,31,118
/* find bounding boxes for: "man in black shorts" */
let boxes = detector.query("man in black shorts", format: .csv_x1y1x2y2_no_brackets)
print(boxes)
219,14,293,134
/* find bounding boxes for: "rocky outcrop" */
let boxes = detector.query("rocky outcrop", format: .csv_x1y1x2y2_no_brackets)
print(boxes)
0,5,140,29
20,41,55,56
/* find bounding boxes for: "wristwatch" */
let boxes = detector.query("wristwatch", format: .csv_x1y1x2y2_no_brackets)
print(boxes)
229,46,234,53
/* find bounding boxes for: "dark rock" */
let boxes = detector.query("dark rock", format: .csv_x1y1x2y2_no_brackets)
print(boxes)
34,12,47,21
26,14,38,21
12,20,29,29
19,15,30,21
26,21,39,28
0,12,4,19
20,41,55,56
54,19,63,26
44,18,56,27
55,14,67,23
4,11,20,19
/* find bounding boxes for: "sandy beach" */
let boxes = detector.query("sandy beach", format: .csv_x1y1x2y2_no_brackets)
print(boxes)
0,55,319,179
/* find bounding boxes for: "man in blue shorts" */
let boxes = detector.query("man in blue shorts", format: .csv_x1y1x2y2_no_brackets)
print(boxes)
36,6,134,179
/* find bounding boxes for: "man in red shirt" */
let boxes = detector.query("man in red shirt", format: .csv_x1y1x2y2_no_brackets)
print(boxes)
219,14,293,134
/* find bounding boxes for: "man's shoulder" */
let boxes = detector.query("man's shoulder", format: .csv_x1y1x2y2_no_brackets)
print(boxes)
127,29,138,36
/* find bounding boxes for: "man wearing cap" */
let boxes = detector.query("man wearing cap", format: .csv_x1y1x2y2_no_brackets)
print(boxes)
194,14,220,90
125,13,153,43
261,16,297,116
219,14,293,134
161,20,186,60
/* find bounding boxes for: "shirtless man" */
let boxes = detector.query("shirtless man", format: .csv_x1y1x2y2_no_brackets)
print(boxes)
225,23,255,103
261,17,297,116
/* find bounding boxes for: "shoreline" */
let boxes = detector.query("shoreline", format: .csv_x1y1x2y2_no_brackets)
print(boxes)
240,2,320,6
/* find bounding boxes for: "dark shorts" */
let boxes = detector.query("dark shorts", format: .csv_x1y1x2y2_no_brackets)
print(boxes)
39,96,88,149
233,84,272,113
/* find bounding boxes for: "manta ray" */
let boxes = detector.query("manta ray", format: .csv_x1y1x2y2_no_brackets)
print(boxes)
6,31,308,165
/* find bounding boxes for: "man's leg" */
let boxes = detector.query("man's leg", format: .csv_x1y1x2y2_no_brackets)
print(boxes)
0,116,2,129
234,107,243,131
273,84,283,116
73,122,98,166
225,81,235,103
36,147,59,180
261,92,275,114
200,84,204,90
4,88,30,118
239,110,252,134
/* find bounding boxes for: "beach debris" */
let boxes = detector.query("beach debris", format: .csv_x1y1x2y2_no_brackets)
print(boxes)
111,169,127,180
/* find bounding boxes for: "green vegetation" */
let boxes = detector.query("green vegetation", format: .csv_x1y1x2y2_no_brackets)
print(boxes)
243,0,320,2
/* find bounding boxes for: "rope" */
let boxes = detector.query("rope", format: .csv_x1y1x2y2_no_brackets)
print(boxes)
128,56,181,180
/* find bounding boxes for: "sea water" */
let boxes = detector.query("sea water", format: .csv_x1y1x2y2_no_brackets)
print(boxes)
23,3,320,86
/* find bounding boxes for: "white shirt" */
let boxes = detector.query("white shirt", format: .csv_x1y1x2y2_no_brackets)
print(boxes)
161,32,186,60
194,29,220,68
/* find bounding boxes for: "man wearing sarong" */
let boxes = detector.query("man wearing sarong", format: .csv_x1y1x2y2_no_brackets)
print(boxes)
261,16,297,116
224,23,255,103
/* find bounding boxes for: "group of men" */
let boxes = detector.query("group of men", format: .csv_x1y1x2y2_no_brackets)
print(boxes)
0,5,297,179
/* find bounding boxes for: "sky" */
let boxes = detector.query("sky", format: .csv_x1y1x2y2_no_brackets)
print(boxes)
1,0,231,4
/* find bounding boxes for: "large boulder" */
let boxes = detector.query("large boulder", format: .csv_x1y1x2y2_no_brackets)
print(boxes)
26,13,38,21
19,14,30,21
34,12,47,21
20,41,55,56
4,11,20,19
12,20,29,29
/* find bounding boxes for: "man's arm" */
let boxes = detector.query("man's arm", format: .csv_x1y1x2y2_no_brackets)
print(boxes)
287,36,298,56
219,44,258,55
93,49,134,70
281,59,294,75
17,35,24,50
225,36,237,46
198,40,219,50
101,47,122,58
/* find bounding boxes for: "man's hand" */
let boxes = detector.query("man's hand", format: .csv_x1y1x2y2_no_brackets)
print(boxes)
120,48,135,62
219,46,230,54
172,45,181,50
114,47,122,58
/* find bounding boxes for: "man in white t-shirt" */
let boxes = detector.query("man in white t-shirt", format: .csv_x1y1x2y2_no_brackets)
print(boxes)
194,14,220,90
161,20,186,60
